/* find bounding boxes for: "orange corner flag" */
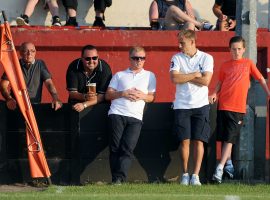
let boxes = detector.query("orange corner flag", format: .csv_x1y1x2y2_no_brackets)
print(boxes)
0,12,51,179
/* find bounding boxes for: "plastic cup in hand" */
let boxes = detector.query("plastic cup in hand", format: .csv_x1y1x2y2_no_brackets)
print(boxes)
86,83,96,93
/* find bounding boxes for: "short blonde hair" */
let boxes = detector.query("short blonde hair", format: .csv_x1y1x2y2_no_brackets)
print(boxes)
129,46,146,56
177,29,197,40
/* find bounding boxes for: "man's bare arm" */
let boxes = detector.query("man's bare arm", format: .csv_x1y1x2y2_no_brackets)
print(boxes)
189,71,213,86
170,70,202,84
44,79,62,110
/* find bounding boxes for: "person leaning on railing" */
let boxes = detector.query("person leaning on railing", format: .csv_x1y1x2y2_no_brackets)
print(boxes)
105,46,156,184
0,42,62,111
66,45,112,112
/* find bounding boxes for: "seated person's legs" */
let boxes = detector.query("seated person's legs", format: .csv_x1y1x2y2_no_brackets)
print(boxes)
149,0,159,29
164,5,199,30
47,0,62,26
182,21,195,31
93,0,112,27
62,0,78,26
104,0,112,7
16,0,39,26
164,5,213,30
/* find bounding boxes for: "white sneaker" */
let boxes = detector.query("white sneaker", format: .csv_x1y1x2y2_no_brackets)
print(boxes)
180,173,190,185
190,174,201,186
212,167,223,183
202,22,214,31
16,16,29,26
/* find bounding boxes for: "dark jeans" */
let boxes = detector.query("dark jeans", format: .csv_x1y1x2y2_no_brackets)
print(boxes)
109,114,142,182
62,0,112,12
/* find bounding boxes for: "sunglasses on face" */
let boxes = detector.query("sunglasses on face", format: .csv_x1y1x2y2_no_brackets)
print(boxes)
130,56,146,61
83,56,98,61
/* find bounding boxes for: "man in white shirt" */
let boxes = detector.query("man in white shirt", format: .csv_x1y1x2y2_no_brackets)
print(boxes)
170,30,213,185
105,46,156,184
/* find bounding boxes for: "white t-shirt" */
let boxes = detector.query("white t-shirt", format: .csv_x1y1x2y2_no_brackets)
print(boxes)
108,68,156,120
169,50,214,109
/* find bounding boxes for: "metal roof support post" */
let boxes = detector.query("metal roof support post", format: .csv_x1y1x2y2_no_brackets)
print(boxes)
234,0,257,181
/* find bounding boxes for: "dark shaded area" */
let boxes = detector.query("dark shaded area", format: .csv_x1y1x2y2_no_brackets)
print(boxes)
0,101,218,184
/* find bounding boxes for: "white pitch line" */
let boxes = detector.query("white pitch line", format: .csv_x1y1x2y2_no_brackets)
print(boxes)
225,195,241,200
0,193,268,199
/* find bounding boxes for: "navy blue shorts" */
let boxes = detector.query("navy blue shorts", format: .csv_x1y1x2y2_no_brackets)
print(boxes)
173,105,210,143
216,110,244,144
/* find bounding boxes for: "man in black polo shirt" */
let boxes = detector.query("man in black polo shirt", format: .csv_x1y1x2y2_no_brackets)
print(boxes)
0,42,62,111
66,45,112,112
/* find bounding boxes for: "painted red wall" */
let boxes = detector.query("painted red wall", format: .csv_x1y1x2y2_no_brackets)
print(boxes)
2,28,269,102
0,28,232,103
1,27,270,165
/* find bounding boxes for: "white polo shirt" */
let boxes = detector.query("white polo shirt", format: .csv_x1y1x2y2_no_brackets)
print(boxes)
169,50,213,109
108,68,156,120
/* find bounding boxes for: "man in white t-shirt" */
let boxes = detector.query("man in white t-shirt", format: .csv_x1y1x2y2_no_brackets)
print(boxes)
170,30,213,185
105,46,156,184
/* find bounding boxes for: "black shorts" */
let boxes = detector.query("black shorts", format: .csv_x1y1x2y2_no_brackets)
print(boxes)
216,110,244,144
173,105,210,143
94,0,112,12
62,0,78,10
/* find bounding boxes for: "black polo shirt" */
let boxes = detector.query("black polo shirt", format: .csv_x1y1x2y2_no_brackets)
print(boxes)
1,59,51,103
66,58,112,103
215,0,236,19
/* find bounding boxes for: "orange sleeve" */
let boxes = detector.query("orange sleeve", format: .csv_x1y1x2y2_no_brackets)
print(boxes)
249,60,263,80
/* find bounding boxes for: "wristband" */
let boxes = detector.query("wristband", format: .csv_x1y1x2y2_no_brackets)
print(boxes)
83,103,87,109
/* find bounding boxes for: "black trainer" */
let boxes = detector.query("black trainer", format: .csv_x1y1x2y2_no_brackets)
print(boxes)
52,16,61,26
93,17,105,27
150,20,159,30
65,18,78,27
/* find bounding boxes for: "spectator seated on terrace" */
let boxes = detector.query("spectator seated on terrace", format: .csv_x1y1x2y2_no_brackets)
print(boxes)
16,0,62,26
149,0,213,30
62,0,112,27
212,0,236,31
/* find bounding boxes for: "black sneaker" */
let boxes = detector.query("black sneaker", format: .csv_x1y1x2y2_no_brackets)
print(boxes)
52,16,61,26
65,18,78,27
150,20,159,30
93,16,105,27
16,15,29,26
